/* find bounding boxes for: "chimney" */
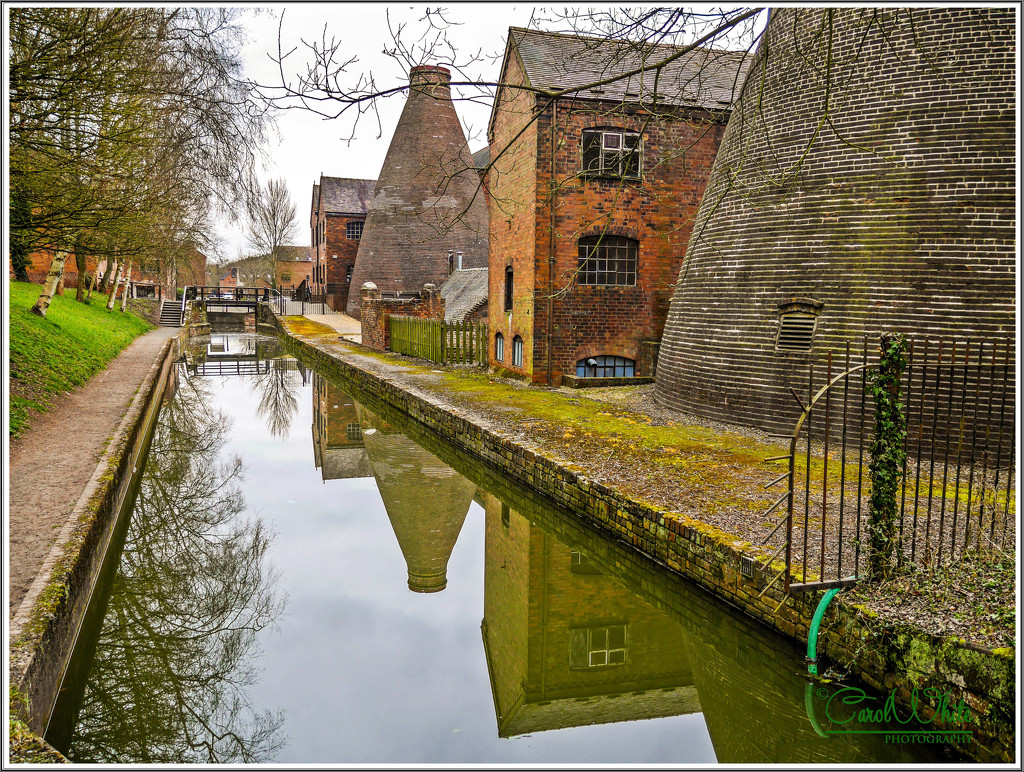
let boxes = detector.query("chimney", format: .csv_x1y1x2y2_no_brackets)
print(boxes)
347,63,489,319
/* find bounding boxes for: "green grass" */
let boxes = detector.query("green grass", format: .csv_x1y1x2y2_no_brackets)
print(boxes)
8,281,154,438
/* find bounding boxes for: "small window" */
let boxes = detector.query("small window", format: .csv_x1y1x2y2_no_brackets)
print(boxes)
570,550,602,575
504,265,513,311
569,625,627,668
346,264,353,282
578,236,637,286
512,335,524,367
776,312,817,352
347,221,363,240
576,356,635,378
346,423,362,441
494,332,504,362
582,129,641,178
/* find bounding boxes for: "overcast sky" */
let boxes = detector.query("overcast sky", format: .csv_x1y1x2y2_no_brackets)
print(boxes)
217,4,537,261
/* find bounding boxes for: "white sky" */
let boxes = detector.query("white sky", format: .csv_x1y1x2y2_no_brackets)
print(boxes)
217,4,537,261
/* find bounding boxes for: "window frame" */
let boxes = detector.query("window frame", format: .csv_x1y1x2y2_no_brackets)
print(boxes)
577,235,638,287
512,335,524,368
347,220,363,240
504,265,513,311
582,128,642,180
575,355,636,378
494,331,504,362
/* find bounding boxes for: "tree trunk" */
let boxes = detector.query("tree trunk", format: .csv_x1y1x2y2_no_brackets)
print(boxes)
106,259,125,310
100,257,119,296
86,268,98,300
75,247,88,302
120,260,133,311
30,250,68,317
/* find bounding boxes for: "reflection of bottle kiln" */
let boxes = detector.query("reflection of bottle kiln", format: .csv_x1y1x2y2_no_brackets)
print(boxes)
357,404,474,592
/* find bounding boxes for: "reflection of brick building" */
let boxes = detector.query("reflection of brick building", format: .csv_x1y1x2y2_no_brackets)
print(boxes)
486,28,748,384
311,374,371,481
310,176,376,310
357,403,475,592
480,493,699,736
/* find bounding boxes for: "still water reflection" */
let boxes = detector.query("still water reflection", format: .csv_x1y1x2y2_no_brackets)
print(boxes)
48,335,955,764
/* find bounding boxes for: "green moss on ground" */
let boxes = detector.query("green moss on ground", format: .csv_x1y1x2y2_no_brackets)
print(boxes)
8,281,154,438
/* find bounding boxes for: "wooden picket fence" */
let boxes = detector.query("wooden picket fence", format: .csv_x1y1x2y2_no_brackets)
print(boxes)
389,315,488,367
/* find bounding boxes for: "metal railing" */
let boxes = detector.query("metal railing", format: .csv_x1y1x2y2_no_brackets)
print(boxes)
758,336,1015,593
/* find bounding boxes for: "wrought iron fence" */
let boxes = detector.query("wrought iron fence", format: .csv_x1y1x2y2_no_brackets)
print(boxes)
759,336,1015,593
389,315,488,367
270,291,331,316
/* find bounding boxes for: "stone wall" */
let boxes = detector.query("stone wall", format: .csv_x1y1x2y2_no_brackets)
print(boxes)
656,8,1016,442
272,318,1014,763
359,283,445,352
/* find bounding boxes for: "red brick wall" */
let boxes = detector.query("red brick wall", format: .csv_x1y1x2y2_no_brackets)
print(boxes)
359,284,445,351
276,260,313,293
487,58,727,384
487,52,539,377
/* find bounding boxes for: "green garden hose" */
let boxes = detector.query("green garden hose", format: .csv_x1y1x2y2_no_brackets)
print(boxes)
807,588,842,676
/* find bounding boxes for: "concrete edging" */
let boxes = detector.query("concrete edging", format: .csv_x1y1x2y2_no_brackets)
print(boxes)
271,315,1013,763
9,335,179,740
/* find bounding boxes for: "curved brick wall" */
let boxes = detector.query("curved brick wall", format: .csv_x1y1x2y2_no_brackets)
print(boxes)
348,66,489,318
655,8,1016,436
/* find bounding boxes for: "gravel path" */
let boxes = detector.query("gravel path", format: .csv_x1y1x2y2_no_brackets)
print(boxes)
7,326,178,617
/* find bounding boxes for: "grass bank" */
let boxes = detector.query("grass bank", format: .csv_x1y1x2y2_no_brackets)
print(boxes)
8,281,154,438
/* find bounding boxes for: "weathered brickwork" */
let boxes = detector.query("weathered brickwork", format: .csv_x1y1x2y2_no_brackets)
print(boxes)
271,317,1014,763
311,177,374,310
656,8,1017,440
359,284,445,352
487,35,731,385
348,66,489,319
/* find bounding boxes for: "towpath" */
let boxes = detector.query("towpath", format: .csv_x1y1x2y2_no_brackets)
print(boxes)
8,326,178,617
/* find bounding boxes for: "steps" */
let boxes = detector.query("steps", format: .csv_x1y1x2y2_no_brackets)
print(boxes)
158,301,182,327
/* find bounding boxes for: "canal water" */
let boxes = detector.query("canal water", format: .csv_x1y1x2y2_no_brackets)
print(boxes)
45,334,959,764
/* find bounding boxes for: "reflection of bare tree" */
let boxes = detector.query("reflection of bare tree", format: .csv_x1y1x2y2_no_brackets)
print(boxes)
249,357,301,440
67,369,287,764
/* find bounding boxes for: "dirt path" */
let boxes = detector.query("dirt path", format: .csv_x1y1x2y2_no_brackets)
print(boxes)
7,326,178,617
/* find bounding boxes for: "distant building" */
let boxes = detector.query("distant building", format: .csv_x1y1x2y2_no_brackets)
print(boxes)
273,245,313,294
310,176,375,311
347,65,489,319
218,267,238,290
486,27,749,385
312,374,372,481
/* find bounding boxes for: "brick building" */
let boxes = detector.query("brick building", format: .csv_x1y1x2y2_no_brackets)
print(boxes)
310,175,375,310
273,245,313,294
486,28,749,385
655,8,1017,438
347,65,489,319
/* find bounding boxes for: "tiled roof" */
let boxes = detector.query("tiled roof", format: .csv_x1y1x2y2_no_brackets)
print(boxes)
276,245,311,262
472,146,490,169
320,176,376,215
311,183,320,217
440,267,488,322
509,27,751,110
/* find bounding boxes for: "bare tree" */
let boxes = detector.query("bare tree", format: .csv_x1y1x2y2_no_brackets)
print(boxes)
245,178,299,287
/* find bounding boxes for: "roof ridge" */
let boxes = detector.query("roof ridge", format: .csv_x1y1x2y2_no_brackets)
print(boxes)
509,24,750,56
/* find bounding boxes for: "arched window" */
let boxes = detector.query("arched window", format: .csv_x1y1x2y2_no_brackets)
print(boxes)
504,265,514,311
577,236,638,286
494,332,504,362
576,355,636,378
512,335,524,367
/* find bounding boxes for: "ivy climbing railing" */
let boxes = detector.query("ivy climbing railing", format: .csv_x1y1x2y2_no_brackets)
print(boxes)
757,335,1015,593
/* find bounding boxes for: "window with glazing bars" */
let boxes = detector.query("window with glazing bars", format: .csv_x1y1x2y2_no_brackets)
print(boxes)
569,624,627,668
494,332,504,361
577,236,638,286
512,335,524,367
582,129,641,178
576,355,635,378
347,221,363,240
